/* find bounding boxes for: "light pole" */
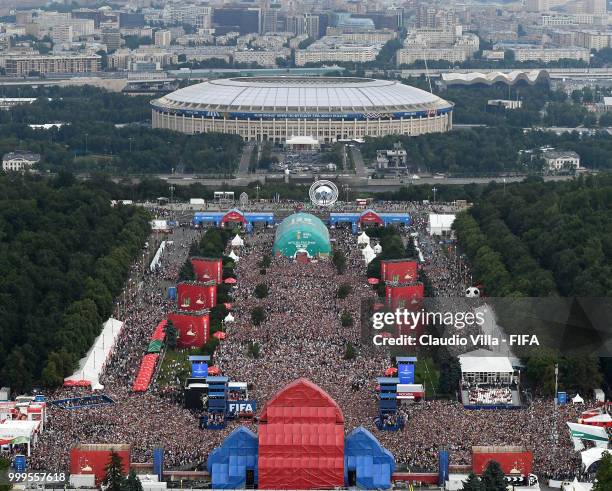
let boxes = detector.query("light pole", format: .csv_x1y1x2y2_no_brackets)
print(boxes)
129,137,133,153
255,184,260,201
432,186,437,204
169,184,175,208
343,184,350,203
554,363,559,408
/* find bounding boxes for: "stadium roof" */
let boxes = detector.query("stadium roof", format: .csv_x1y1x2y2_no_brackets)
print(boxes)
156,76,450,113
459,349,514,373
441,70,548,86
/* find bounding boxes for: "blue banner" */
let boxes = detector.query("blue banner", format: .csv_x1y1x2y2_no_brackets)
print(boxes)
398,363,415,384
191,362,208,378
557,391,567,405
152,102,454,122
226,400,256,416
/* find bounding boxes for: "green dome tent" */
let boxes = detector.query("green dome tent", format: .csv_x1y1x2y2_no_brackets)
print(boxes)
273,213,331,258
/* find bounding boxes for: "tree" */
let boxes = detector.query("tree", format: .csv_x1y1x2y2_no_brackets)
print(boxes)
593,451,612,491
178,259,194,281
123,470,143,491
439,356,462,395
247,341,261,359
481,461,507,491
103,451,125,491
462,472,484,491
337,283,352,299
341,310,353,327
0,455,12,491
254,283,269,299
344,342,357,360
258,255,272,268
164,320,178,350
251,307,266,326
332,249,347,274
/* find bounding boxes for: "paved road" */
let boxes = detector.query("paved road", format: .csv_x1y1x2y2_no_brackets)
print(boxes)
151,174,572,190
349,145,368,178
237,142,255,176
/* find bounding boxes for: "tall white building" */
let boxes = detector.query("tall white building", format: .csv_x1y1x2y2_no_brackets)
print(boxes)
155,30,172,48
51,25,73,45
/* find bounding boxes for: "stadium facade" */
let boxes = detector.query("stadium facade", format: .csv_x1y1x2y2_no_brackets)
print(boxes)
151,76,453,143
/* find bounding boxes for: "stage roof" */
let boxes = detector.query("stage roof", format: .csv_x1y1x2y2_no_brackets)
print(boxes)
428,213,456,229
459,350,513,373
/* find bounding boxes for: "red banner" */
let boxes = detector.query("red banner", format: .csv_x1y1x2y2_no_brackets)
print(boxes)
381,260,418,283
472,448,533,476
191,257,223,283
177,282,217,310
385,284,424,309
70,446,131,485
167,311,209,348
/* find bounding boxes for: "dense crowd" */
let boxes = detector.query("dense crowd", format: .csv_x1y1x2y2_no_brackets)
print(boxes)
30,203,584,481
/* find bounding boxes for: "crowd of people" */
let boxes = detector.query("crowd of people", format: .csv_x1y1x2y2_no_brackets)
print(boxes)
29,202,586,482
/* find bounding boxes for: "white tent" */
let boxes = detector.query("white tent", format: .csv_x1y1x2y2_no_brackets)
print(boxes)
567,422,609,450
573,393,585,404
224,313,235,323
581,447,610,474
362,243,374,256
0,420,40,456
228,250,240,261
562,478,593,491
363,246,376,265
149,241,166,272
428,213,456,236
583,413,611,424
373,243,382,254
357,232,370,245
231,234,244,247
64,318,124,390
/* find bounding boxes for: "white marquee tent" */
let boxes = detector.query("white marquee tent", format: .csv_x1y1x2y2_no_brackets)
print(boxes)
231,234,244,247
64,318,124,390
357,232,370,245
428,213,456,236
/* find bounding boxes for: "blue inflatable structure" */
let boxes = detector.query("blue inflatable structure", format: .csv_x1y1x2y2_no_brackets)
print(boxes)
206,427,258,489
207,425,396,490
345,427,396,489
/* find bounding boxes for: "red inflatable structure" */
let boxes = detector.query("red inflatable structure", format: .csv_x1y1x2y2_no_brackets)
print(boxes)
167,309,210,348
151,319,167,341
258,378,345,489
359,209,383,226
380,259,418,284
191,257,223,284
132,354,159,392
221,209,247,225
177,281,217,310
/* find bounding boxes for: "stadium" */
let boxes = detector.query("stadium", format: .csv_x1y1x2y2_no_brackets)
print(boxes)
151,76,454,143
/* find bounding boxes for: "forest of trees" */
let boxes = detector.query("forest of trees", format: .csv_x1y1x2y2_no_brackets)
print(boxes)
0,173,151,391
0,86,243,174
361,126,612,175
450,176,611,394
453,174,612,297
